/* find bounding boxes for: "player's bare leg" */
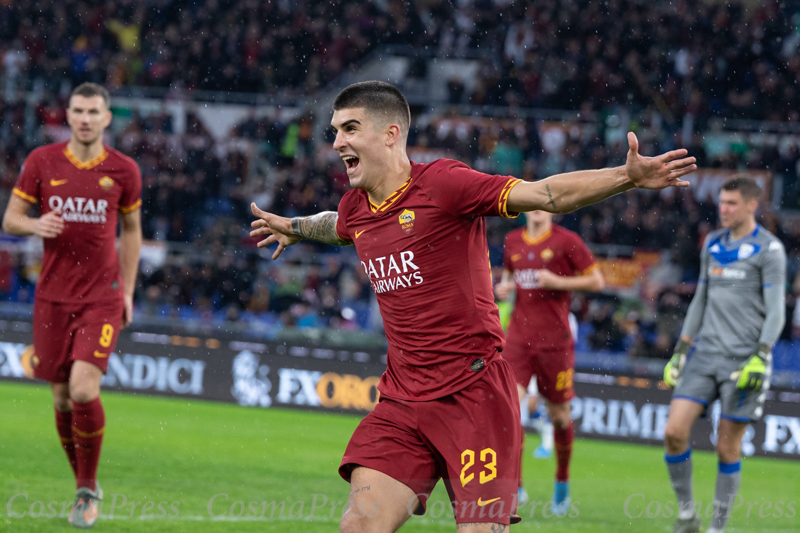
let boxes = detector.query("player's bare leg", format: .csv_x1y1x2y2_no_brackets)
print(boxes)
340,466,416,533
546,400,573,515
664,398,706,533
69,361,105,529
664,399,704,455
706,419,748,533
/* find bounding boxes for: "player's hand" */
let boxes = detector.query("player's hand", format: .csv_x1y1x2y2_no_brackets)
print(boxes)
663,339,690,387
731,345,769,392
33,209,64,239
122,294,134,329
534,269,563,290
626,132,696,190
495,280,514,301
250,203,302,259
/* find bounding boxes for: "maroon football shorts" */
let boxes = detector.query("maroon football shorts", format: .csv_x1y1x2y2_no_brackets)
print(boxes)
32,297,124,383
339,358,522,525
503,338,575,405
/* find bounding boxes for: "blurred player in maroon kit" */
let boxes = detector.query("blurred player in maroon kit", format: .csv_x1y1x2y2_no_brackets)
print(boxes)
495,210,604,514
250,81,695,533
2,83,142,529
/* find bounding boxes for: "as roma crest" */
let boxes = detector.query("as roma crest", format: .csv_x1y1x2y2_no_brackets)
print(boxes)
541,248,554,261
399,209,415,234
99,176,114,190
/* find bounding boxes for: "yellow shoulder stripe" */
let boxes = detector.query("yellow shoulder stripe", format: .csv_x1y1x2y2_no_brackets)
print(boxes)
12,187,37,203
498,178,522,218
119,199,142,214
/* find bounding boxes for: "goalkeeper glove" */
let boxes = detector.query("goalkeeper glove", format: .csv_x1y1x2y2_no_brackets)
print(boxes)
663,339,690,387
731,344,770,392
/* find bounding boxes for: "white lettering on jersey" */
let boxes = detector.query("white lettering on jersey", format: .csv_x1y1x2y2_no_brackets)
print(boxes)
362,251,423,294
514,268,540,289
48,195,108,224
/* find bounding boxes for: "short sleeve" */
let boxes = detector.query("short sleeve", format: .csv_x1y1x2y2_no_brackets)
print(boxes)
12,153,41,204
119,160,142,214
565,233,597,275
425,160,521,219
335,193,354,243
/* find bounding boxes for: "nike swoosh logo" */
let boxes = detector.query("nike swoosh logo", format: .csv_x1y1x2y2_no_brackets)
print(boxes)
355,230,365,239
50,179,68,186
477,497,501,506
93,351,108,358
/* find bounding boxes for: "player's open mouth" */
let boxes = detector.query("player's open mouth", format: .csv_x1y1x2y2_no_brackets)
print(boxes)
343,155,359,174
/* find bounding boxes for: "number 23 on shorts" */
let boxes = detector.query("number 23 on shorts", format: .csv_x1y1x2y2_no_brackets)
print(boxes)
555,369,573,391
460,448,497,487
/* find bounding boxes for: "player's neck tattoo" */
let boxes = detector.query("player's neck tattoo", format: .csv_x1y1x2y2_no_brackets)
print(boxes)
290,212,352,246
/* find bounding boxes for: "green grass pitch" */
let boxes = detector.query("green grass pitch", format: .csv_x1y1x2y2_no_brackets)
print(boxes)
1,381,797,532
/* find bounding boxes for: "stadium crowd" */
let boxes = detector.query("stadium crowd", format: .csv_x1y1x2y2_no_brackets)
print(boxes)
0,0,796,121
1,0,800,355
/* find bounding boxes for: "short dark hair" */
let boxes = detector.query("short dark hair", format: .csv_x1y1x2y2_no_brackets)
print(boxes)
721,175,762,202
70,82,110,108
333,81,410,135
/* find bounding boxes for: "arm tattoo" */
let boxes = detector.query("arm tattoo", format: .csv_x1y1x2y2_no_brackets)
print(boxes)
545,184,557,210
349,485,370,497
290,211,352,246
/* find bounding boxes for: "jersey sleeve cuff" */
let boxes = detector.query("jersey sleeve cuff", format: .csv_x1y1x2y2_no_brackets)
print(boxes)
12,187,37,204
119,199,142,213
334,226,353,244
498,178,522,218
580,263,599,275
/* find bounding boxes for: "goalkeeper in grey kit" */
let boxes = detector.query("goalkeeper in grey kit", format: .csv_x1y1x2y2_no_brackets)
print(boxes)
662,176,786,533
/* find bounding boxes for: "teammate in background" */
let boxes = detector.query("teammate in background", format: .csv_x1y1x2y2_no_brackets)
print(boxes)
495,210,604,513
496,289,556,461
662,177,785,533
250,81,695,533
2,83,142,529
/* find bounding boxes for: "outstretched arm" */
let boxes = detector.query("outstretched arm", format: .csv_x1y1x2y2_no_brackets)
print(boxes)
250,204,352,260
507,132,696,214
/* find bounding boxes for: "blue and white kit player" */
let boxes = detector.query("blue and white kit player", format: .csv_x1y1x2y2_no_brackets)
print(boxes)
662,176,786,533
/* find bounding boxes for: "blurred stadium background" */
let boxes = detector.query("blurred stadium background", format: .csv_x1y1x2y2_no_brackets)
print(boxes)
1,0,800,531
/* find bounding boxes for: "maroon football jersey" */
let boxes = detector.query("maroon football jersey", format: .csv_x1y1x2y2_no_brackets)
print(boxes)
13,142,142,303
503,225,596,350
336,159,521,401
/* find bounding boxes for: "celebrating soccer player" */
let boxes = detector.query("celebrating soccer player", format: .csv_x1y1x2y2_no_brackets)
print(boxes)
2,83,142,529
495,209,604,513
662,176,785,533
250,81,695,533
